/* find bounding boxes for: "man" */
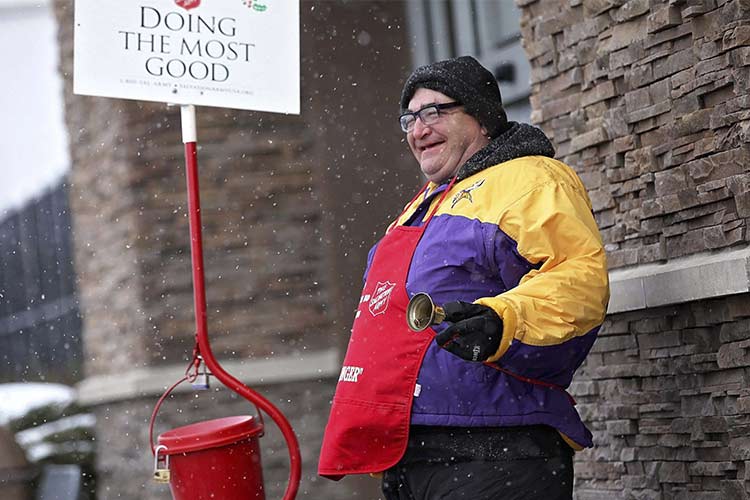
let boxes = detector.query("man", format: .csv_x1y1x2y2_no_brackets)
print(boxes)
319,56,609,500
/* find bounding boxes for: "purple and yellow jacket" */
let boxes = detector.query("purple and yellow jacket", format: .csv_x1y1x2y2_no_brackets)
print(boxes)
365,123,609,449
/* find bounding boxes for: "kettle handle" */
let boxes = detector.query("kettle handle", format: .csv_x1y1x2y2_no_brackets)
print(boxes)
148,375,187,455
147,373,265,455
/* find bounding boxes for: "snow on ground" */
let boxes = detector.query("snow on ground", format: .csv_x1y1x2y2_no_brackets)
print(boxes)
22,439,96,463
16,413,96,447
0,383,75,425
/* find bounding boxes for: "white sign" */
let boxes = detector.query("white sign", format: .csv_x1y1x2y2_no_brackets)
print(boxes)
74,0,299,114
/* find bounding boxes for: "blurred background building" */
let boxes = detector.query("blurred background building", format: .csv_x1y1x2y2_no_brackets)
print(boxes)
0,0,90,497
0,0,78,384
2,0,750,499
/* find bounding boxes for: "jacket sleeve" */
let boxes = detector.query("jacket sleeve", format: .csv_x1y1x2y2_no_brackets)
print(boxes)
475,177,609,385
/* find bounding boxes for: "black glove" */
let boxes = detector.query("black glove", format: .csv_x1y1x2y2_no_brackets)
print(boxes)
434,301,503,362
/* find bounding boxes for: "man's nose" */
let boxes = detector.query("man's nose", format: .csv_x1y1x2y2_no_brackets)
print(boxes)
412,117,431,138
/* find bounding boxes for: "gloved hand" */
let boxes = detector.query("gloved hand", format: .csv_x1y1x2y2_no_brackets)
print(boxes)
434,301,503,362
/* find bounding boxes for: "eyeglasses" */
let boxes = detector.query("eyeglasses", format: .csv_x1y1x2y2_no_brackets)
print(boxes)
399,102,462,133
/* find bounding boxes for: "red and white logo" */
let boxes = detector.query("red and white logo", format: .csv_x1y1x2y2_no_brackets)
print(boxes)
175,0,201,11
368,281,396,317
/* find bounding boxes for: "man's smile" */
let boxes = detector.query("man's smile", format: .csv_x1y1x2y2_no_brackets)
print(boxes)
418,141,445,155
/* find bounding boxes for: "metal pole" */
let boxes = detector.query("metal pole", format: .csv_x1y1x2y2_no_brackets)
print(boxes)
180,104,302,500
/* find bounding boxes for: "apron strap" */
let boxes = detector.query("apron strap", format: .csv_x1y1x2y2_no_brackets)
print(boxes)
484,362,577,406
406,182,432,212
423,176,458,224
389,176,459,233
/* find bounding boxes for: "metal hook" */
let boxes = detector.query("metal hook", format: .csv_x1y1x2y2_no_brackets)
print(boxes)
191,355,211,390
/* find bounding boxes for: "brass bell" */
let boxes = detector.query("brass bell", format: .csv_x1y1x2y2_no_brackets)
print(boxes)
153,445,170,483
406,293,446,332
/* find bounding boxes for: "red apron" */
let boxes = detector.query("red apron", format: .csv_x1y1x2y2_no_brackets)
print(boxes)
318,180,455,479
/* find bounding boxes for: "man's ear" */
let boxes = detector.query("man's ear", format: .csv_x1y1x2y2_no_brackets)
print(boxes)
481,126,489,137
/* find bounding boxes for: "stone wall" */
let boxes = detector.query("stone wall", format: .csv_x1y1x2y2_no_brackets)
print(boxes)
52,1,415,498
573,293,750,499
520,0,750,498
521,0,750,270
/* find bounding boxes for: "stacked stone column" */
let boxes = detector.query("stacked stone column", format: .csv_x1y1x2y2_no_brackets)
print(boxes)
519,0,750,497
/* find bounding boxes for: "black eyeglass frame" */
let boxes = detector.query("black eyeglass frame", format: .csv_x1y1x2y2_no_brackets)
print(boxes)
399,102,463,133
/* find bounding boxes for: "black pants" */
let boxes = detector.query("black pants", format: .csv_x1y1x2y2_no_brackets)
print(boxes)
381,425,574,500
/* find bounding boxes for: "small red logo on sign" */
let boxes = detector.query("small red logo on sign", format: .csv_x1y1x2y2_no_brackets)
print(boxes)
175,0,201,10
369,281,396,317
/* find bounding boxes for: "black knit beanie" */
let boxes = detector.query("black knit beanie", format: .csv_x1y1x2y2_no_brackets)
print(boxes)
400,56,509,138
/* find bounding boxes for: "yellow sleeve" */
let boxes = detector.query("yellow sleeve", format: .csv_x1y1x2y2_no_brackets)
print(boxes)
476,174,609,360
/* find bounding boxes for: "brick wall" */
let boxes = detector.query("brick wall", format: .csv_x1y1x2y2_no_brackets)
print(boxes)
520,0,750,497
53,1,415,498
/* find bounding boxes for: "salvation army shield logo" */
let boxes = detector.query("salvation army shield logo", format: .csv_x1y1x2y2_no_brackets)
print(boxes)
368,281,396,317
175,0,201,10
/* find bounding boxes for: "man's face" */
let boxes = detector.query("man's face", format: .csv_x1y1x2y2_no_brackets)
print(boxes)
406,88,490,183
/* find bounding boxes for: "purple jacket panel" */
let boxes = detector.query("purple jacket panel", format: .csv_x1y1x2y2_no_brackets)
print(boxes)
410,344,593,447
405,215,518,304
498,326,600,387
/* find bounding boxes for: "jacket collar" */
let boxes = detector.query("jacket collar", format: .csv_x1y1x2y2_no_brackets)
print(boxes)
436,122,556,185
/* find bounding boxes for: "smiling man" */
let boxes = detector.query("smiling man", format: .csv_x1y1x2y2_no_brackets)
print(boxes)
406,88,489,183
319,56,610,500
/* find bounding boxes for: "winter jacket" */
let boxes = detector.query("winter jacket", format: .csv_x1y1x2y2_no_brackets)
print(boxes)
364,122,609,448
